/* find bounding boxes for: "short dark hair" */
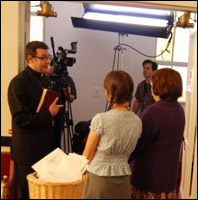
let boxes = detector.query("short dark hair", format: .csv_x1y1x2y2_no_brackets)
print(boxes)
25,41,48,61
142,59,158,71
151,68,183,102
104,70,134,110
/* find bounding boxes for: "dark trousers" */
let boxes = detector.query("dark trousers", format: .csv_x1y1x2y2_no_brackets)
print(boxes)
15,163,34,199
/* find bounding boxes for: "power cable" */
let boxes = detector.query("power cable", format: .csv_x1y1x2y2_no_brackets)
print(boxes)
116,32,173,58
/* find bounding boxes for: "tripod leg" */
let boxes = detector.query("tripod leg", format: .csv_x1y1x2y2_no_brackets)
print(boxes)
68,103,74,139
61,101,73,154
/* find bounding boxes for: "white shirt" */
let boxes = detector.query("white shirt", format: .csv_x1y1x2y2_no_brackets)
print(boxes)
87,110,142,176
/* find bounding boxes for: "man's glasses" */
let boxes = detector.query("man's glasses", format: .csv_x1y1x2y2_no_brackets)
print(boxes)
33,55,52,61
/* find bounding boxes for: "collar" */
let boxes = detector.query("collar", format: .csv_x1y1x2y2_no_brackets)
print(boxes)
27,66,44,78
143,79,151,85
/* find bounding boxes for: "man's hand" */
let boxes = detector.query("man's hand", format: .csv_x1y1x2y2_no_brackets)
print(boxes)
49,97,64,117
69,95,75,102
63,87,71,96
63,87,75,102
132,99,140,114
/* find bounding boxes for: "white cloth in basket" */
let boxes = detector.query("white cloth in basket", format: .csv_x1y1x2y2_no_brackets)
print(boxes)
32,148,88,183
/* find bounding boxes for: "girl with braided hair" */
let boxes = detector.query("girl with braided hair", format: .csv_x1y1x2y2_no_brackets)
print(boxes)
83,70,142,199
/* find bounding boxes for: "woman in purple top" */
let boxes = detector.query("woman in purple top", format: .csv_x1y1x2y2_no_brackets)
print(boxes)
130,68,185,199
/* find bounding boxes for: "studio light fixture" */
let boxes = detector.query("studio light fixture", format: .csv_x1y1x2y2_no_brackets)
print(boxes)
83,12,169,27
71,3,174,38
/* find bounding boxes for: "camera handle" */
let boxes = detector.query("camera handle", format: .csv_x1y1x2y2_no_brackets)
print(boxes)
50,37,57,59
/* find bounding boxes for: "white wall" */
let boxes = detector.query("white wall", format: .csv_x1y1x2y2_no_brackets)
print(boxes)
1,1,20,137
45,2,156,124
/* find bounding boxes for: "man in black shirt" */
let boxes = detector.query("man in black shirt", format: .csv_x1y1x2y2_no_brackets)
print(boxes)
133,60,158,115
46,65,77,102
8,41,63,199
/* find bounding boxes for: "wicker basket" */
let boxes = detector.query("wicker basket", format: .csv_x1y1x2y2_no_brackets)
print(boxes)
27,172,86,199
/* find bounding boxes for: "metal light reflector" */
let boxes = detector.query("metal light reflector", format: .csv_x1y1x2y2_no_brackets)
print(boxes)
83,12,169,27
86,4,171,16
71,3,174,38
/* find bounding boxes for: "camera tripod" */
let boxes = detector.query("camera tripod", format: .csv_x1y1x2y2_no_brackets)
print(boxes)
51,75,74,154
49,36,77,154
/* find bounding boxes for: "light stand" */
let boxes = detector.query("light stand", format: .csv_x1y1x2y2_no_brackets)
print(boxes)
105,33,127,111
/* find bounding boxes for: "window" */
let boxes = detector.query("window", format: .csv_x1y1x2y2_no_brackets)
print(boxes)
156,12,196,102
30,1,44,41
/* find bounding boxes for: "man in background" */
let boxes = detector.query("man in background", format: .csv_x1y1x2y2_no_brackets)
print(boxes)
133,59,158,115
46,65,77,103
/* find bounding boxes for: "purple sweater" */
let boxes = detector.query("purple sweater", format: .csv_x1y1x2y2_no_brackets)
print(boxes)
131,100,185,193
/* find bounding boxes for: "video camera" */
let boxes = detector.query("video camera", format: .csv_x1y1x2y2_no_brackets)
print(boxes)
50,37,77,75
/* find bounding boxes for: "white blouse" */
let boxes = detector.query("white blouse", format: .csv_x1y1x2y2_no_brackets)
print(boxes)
87,110,142,176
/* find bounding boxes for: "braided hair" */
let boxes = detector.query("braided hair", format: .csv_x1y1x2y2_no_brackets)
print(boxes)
104,70,134,111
